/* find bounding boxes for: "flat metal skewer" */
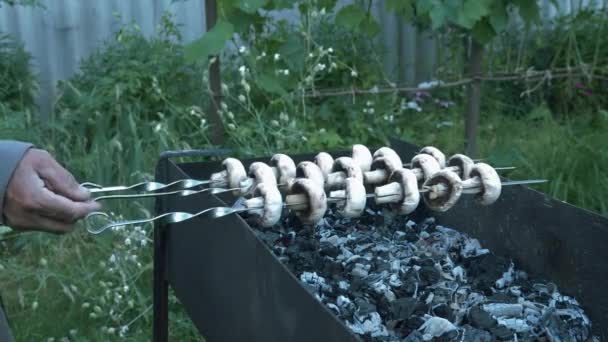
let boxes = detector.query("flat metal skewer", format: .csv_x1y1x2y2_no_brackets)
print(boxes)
92,187,239,201
82,179,214,194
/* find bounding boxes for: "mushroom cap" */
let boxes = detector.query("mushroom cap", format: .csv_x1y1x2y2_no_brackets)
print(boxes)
373,147,399,159
470,163,502,205
422,169,463,212
388,168,420,215
252,183,283,227
336,177,367,218
289,178,327,224
352,144,373,172
314,152,334,180
411,154,441,182
371,153,403,174
332,157,363,181
420,146,446,168
296,161,325,188
241,162,277,195
270,153,296,185
222,158,247,195
447,154,475,180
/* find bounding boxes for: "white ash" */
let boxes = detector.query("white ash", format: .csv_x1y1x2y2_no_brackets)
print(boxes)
250,206,597,341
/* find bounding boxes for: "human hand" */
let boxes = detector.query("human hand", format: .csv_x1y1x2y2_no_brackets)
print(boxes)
3,149,101,233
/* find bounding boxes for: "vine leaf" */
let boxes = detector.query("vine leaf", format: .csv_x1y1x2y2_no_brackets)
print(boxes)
335,4,366,30
184,21,234,63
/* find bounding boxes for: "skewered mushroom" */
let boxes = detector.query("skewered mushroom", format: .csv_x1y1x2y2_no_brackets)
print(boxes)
421,169,463,212
420,146,446,168
329,177,367,218
285,178,327,224
364,152,403,185
410,154,441,184
294,161,325,188
239,162,277,196
326,157,363,190
209,158,247,196
352,144,373,172
446,154,475,180
314,152,334,181
374,168,420,215
243,182,283,227
269,154,296,187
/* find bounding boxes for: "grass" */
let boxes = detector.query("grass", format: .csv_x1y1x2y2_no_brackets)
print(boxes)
1,103,606,340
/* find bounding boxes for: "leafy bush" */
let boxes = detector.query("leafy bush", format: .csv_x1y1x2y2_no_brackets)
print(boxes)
0,33,37,112
50,14,210,186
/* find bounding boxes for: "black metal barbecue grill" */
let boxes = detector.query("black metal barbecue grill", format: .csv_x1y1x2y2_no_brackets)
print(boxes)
152,138,608,341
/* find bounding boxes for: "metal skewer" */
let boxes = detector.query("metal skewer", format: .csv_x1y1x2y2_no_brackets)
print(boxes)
82,179,214,194
92,187,240,201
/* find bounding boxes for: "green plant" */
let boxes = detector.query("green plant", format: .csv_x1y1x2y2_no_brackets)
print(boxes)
0,33,37,112
50,14,211,187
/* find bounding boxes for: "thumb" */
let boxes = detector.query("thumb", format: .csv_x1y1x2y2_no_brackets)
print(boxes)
37,159,91,202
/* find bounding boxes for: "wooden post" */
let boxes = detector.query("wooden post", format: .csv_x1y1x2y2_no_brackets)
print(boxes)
464,40,484,158
205,0,225,145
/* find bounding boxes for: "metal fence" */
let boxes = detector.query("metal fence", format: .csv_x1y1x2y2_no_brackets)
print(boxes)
0,0,604,116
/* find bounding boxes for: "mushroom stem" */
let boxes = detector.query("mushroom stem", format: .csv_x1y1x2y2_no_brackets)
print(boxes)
428,177,482,199
244,197,265,216
326,171,346,189
374,182,403,204
285,194,309,211
364,169,388,185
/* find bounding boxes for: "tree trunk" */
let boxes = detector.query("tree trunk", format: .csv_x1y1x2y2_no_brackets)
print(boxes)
464,39,484,158
205,0,225,145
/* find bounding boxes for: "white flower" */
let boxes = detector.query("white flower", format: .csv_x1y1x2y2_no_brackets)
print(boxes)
227,111,235,120
227,123,236,130
406,101,422,112
370,85,379,94
39,258,48,267
330,62,337,69
128,300,135,308
270,120,280,127
124,238,131,246
320,7,326,15
220,102,228,111
301,136,308,142
238,65,248,77
283,69,290,76
327,47,333,53
238,94,246,103
319,128,326,133
200,119,207,128
314,63,326,72
32,301,38,311
154,123,162,133
368,108,375,114
351,70,358,77
82,302,90,309
109,254,117,263
89,313,97,319
242,81,251,93
123,285,129,293
70,285,78,293
274,53,280,61
308,53,314,58
304,75,313,83
107,327,116,335
140,239,147,247
94,306,102,314
238,46,247,54
279,112,289,121
69,329,77,336
221,83,228,92
366,101,374,106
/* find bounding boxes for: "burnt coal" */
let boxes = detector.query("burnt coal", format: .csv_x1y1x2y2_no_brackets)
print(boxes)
250,208,597,341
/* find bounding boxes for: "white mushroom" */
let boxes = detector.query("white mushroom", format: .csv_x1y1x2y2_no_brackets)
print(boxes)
295,161,325,188
244,182,283,227
329,177,366,218
421,169,463,212
420,146,446,168
326,157,363,190
209,158,247,196
239,162,277,196
352,144,373,172
447,154,475,180
364,153,403,185
410,154,441,183
314,152,334,180
270,153,296,186
285,178,327,224
373,147,399,159
374,168,420,215
469,163,502,205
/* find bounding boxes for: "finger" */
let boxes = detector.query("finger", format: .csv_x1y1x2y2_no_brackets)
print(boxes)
34,188,102,223
37,159,91,202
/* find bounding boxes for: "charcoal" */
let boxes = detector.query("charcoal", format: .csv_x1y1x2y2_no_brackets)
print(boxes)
250,209,596,341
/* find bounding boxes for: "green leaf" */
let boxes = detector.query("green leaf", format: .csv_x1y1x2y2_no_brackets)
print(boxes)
335,4,366,30
184,21,234,63
513,0,540,24
489,1,508,33
360,15,381,36
257,74,287,96
386,0,413,20
236,0,268,13
471,18,496,44
429,4,447,29
278,34,305,72
455,0,492,29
